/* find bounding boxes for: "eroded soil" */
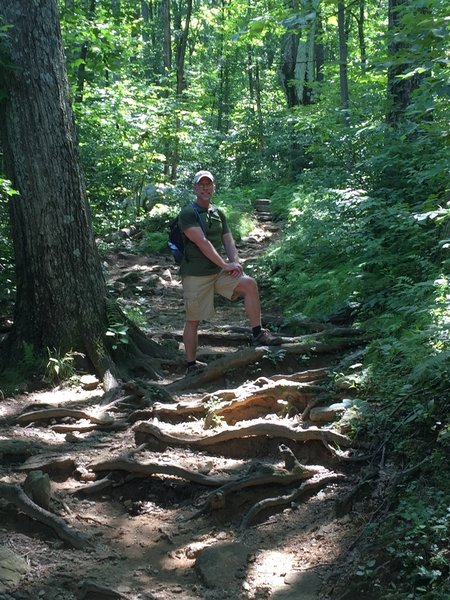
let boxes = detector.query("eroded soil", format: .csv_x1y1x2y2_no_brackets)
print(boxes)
0,215,371,600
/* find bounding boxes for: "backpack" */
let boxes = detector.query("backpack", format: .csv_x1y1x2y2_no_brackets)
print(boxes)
167,203,206,264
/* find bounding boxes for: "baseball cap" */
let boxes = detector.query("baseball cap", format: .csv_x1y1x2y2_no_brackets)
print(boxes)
193,170,214,184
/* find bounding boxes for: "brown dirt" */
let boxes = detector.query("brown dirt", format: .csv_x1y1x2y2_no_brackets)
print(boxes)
0,218,370,600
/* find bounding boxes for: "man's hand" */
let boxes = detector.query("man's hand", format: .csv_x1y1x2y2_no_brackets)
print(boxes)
223,262,243,278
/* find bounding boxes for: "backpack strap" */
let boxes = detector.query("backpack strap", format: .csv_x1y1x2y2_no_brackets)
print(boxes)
191,203,207,237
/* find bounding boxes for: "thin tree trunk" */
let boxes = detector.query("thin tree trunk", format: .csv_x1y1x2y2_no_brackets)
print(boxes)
170,0,193,181
161,0,172,178
386,0,426,126
175,0,192,96
217,0,230,133
254,62,264,146
357,0,367,72
75,0,96,104
338,0,350,125
315,14,325,84
161,0,172,76
140,1,154,81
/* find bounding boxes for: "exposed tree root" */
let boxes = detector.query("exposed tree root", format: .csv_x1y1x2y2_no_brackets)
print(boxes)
0,440,44,458
0,481,90,548
16,407,114,427
167,330,366,391
239,472,346,530
87,455,229,487
187,444,324,520
151,378,326,425
134,420,353,451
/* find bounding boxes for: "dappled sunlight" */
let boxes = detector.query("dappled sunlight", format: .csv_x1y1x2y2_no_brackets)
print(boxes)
247,549,295,591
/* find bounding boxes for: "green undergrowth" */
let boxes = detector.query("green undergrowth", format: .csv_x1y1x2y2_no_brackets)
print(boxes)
251,168,450,598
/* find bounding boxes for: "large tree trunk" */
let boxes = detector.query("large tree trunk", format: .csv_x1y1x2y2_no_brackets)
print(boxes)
0,0,164,385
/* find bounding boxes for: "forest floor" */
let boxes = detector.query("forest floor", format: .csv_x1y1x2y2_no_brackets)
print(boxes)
0,208,377,600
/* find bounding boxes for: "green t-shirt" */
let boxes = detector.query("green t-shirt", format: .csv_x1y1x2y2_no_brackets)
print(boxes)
178,203,230,276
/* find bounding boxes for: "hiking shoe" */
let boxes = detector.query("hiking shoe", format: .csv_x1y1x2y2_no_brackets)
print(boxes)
252,328,282,346
185,361,207,376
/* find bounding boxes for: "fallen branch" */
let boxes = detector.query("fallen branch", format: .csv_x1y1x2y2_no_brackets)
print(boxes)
0,481,90,549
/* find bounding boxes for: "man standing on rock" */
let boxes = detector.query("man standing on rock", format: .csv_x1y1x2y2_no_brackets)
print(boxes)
178,170,282,375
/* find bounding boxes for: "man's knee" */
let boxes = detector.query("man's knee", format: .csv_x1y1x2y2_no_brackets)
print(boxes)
185,320,200,329
232,275,258,299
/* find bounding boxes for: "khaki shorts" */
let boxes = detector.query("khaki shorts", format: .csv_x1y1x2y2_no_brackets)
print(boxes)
182,271,243,321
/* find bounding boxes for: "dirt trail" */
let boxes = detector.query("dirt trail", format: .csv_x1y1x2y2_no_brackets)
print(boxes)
0,208,368,600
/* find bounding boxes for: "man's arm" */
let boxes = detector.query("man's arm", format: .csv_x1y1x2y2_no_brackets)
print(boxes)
222,232,240,263
184,226,242,275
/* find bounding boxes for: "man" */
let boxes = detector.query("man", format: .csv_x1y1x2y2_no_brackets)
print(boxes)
179,170,282,374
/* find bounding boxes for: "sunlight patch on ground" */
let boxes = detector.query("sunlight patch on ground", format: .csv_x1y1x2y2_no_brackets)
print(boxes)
24,387,101,406
248,549,295,590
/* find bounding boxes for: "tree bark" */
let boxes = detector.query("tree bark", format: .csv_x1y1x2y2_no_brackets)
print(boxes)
0,0,160,384
386,0,426,126
357,0,367,72
161,0,172,76
338,0,350,125
279,0,320,107
74,0,96,103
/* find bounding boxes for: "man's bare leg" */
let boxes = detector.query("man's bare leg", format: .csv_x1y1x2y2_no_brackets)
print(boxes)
183,319,200,362
232,276,261,327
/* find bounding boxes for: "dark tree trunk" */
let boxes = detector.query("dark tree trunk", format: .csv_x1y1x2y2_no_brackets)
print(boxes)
279,30,301,108
170,0,193,181
357,0,367,72
175,0,192,96
0,0,166,385
338,0,350,125
162,0,172,76
217,0,230,133
386,0,426,126
279,0,320,107
75,0,96,103
0,0,108,370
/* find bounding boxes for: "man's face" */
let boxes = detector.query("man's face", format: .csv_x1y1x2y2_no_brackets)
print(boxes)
194,177,215,203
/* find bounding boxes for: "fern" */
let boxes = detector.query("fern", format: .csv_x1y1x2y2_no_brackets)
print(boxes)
408,351,450,385
105,298,130,350
22,341,36,368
